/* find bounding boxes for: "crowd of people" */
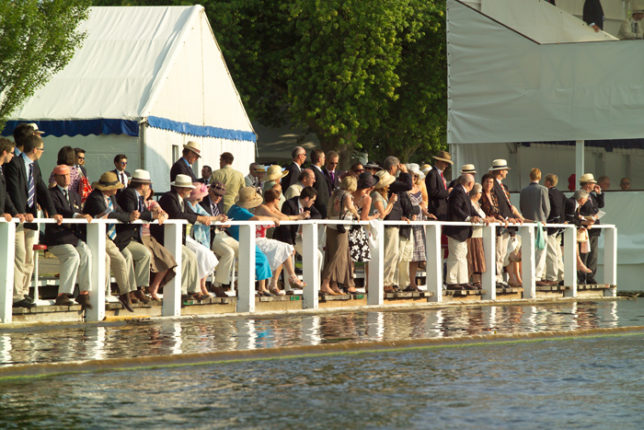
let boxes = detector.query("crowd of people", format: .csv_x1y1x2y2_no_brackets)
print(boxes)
0,123,609,313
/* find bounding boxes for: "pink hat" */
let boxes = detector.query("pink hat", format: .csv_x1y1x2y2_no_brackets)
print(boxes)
189,182,209,200
53,164,70,175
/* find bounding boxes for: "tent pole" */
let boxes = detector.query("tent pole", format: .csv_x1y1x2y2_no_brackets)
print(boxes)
575,140,584,189
139,120,146,171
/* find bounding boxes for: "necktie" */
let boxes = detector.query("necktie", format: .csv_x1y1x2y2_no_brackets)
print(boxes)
138,196,145,213
120,172,126,186
27,164,35,208
63,189,69,205
106,198,117,240
211,201,219,216
440,171,446,189
330,171,335,183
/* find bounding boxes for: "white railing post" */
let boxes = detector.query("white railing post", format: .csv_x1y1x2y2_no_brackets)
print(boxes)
603,226,617,297
425,223,442,302
302,222,319,309
563,225,577,297
0,221,16,324
367,220,384,306
163,222,183,317
482,223,496,300
86,221,106,322
520,225,536,299
237,224,256,313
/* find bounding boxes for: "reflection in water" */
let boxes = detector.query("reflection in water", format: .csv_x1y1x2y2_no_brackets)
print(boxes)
0,300,641,368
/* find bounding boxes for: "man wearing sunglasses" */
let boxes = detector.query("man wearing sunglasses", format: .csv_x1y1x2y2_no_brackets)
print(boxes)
112,154,131,189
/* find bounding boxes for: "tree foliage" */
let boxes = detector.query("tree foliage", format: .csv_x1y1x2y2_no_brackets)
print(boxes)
0,0,91,130
93,0,446,162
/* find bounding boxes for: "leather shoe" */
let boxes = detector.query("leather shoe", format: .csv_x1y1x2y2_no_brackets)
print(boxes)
133,289,150,304
118,294,134,312
13,298,35,308
212,286,227,298
403,285,421,293
76,294,92,309
54,294,74,306
446,284,463,290
586,277,598,285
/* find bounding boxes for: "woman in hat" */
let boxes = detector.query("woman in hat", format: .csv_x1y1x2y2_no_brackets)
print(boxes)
227,187,275,296
321,175,360,295
369,170,398,220
254,188,309,294
186,182,225,299
262,165,288,209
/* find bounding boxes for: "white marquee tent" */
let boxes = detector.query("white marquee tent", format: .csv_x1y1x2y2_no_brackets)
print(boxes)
2,6,256,191
447,0,644,290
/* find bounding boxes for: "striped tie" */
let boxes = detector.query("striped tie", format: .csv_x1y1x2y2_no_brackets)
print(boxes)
107,198,117,240
27,164,35,208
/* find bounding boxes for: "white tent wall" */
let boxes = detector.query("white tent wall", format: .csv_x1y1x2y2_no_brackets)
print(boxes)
38,135,140,184
557,0,628,36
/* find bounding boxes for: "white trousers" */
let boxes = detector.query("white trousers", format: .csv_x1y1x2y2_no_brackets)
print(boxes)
211,231,238,285
495,232,510,282
535,231,548,280
383,227,400,286
13,225,36,300
446,236,469,285
545,232,564,282
123,240,151,288
181,245,199,294
49,241,93,296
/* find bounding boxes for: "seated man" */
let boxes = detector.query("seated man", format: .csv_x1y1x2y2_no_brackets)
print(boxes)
284,168,316,200
273,186,324,277
444,174,481,290
152,174,210,299
200,181,237,297
83,171,140,312
45,165,94,308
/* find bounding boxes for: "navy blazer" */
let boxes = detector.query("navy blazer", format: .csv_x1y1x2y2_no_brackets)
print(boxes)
151,190,197,245
445,185,478,242
425,168,449,220
565,197,584,228
116,186,153,247
273,196,322,245
170,158,197,182
5,155,57,230
322,167,340,194
0,166,17,216
312,166,330,218
547,187,567,235
44,186,83,247
580,191,604,237
284,162,302,190
83,188,132,249
200,194,226,240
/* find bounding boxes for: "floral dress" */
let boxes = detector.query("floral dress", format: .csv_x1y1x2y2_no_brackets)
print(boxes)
408,189,426,262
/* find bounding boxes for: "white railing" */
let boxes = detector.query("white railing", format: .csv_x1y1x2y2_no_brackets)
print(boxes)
0,218,617,324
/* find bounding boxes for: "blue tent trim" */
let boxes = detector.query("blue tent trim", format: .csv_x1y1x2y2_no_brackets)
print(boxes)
147,116,256,142
1,119,139,137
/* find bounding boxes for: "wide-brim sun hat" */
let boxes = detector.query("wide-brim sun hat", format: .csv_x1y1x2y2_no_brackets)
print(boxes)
357,172,379,189
432,151,453,165
236,186,264,208
170,174,196,189
131,169,152,184
183,141,201,157
489,159,511,171
421,164,432,176
266,164,289,181
190,182,209,200
93,171,124,191
406,163,425,180
579,173,597,184
459,164,477,174
374,170,395,189
364,162,381,170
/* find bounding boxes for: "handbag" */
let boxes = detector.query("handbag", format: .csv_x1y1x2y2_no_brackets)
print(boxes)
335,193,351,233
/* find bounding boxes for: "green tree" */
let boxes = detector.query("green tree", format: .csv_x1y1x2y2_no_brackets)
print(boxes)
0,0,90,130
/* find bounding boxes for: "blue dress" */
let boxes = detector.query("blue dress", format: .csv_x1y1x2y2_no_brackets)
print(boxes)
187,201,211,248
227,205,272,281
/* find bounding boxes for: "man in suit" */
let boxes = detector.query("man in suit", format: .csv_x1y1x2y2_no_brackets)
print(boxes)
579,173,604,284
244,163,265,191
199,165,212,184
83,171,141,312
117,169,162,304
45,165,94,308
74,148,88,178
544,173,567,285
273,186,324,277
112,154,131,188
0,138,20,223
489,159,524,286
284,168,315,200
310,149,330,218
284,146,307,190
519,168,551,283
5,134,62,308
153,174,209,297
583,0,604,31
445,174,481,290
322,150,341,194
200,181,237,296
170,141,200,182
425,150,452,220
210,151,245,213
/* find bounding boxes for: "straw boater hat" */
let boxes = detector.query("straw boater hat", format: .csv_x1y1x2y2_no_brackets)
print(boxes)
374,170,395,189
489,159,511,171
364,162,381,171
236,186,263,208
432,151,453,165
265,164,289,181
421,164,432,176
459,164,477,175
406,163,425,180
579,173,597,184
131,169,151,184
26,122,45,135
52,164,70,175
183,141,201,157
170,174,196,189
357,172,379,189
93,171,124,191
190,182,209,200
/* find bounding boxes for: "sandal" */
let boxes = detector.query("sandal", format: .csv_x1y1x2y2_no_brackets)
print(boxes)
270,287,285,296
288,275,306,289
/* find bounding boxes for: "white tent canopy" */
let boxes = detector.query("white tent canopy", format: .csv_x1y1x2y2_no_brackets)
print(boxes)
3,6,255,190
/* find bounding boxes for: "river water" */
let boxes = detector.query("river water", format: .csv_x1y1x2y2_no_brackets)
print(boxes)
0,299,642,429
